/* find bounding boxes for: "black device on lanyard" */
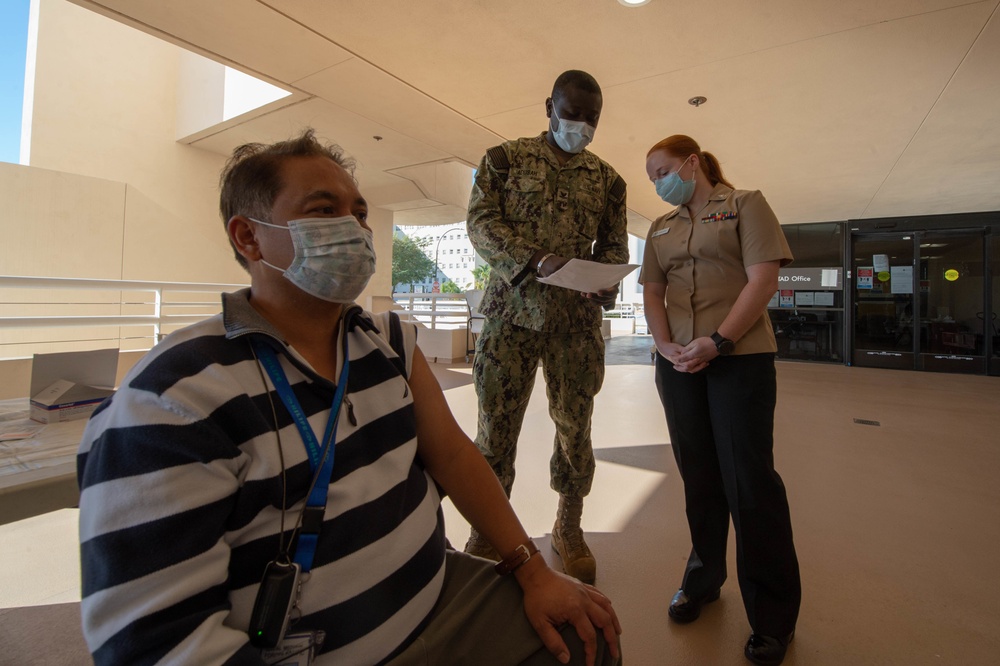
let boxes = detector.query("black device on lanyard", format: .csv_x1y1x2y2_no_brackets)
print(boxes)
248,560,302,648
245,309,404,650
246,336,345,649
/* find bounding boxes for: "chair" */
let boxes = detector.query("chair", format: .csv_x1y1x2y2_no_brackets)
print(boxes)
465,289,486,362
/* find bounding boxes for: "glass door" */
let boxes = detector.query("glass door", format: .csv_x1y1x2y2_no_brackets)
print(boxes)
851,234,915,369
918,230,985,374
851,230,988,373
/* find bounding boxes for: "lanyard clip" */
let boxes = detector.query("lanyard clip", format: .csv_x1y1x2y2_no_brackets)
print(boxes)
301,505,325,534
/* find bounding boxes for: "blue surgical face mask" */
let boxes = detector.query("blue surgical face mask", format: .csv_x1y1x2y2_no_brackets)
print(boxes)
251,215,376,303
654,156,696,206
549,108,596,154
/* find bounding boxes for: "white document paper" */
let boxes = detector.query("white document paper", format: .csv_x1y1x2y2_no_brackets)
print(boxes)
873,254,890,273
890,265,914,294
0,420,45,442
535,259,640,293
821,269,840,288
814,291,835,306
795,291,815,306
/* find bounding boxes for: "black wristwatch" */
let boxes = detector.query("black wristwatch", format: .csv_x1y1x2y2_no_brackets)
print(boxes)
711,331,735,356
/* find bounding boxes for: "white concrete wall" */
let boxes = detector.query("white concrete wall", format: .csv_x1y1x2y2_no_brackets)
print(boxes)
25,0,245,285
1,161,126,279
0,0,419,385
22,0,401,293
362,206,395,304
175,51,227,142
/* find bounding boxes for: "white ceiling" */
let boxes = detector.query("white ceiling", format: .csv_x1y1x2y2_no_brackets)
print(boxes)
70,0,1000,237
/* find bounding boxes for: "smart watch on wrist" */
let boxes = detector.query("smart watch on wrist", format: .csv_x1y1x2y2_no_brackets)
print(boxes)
711,331,735,356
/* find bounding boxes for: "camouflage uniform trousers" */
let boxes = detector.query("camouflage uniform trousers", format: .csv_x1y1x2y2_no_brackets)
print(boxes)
473,317,606,499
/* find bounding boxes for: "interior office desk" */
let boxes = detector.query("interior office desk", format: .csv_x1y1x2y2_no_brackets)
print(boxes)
0,399,85,525
771,310,842,361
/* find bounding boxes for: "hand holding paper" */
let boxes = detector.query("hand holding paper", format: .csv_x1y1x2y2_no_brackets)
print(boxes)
535,259,640,293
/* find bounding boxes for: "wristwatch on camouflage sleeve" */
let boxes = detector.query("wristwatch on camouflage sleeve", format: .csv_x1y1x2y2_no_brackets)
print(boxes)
535,253,556,273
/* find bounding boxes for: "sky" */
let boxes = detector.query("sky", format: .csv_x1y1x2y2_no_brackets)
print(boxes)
1,0,31,164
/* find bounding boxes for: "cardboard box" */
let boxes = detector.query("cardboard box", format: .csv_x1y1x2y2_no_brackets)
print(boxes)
29,379,114,424
29,349,118,424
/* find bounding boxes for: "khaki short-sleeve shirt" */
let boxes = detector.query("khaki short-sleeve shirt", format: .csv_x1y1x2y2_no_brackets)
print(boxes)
639,184,793,354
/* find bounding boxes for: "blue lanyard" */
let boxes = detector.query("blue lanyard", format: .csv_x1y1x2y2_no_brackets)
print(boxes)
254,339,350,572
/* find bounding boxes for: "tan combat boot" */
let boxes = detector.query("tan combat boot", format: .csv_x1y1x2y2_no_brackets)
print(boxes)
551,494,596,584
463,527,500,561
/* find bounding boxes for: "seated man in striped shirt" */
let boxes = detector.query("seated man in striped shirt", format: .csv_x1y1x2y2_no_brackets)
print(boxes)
77,129,622,666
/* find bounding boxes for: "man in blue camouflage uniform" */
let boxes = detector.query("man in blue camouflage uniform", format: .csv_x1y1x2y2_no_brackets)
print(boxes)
465,70,629,584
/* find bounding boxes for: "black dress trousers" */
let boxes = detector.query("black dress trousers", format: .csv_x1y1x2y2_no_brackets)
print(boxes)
655,352,801,637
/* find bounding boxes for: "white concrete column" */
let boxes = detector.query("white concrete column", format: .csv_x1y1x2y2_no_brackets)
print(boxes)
361,206,395,305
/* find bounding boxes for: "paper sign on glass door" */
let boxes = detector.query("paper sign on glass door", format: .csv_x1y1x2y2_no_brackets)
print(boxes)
857,267,873,289
890,266,913,294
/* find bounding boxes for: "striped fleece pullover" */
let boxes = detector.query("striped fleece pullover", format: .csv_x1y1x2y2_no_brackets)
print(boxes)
77,289,446,665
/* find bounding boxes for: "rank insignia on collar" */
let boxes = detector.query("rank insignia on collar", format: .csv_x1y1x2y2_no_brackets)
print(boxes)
701,211,737,223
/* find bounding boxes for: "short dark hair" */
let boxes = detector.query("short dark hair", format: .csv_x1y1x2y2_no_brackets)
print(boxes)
552,70,602,101
219,129,355,268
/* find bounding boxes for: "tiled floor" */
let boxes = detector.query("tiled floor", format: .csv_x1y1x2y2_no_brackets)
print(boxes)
3,335,999,664
434,337,1000,665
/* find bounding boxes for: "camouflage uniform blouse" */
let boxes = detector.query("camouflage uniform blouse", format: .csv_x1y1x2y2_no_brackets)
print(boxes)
467,133,628,334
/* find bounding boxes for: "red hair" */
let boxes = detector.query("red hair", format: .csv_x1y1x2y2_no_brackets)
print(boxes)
646,134,733,189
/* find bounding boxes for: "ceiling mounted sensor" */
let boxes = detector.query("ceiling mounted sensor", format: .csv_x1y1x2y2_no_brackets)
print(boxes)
618,0,651,6
688,96,707,107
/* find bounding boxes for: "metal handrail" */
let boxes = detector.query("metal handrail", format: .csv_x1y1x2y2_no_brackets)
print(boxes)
0,275,247,292
392,292,470,330
1,315,217,329
0,275,249,357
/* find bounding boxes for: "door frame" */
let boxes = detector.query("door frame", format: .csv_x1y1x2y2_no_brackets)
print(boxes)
918,228,987,373
847,211,999,375
848,231,916,370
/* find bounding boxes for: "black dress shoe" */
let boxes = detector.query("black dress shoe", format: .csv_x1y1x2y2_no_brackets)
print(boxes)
744,631,794,665
667,588,721,624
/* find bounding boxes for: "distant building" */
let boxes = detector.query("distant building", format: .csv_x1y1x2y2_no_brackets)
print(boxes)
396,225,643,306
396,225,482,293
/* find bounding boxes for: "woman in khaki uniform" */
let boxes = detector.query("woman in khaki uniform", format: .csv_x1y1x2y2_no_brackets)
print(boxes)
639,135,801,666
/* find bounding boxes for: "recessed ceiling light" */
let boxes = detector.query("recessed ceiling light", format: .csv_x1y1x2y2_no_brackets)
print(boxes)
618,0,651,6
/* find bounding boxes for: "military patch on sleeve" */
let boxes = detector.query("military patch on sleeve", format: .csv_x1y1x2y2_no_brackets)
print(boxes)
486,145,510,173
608,175,626,203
